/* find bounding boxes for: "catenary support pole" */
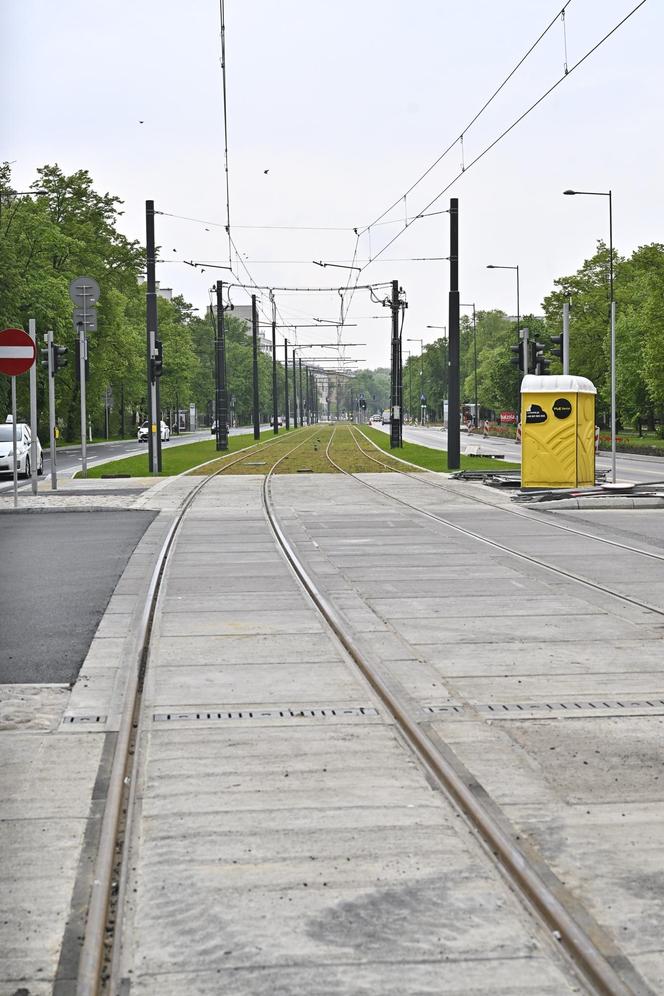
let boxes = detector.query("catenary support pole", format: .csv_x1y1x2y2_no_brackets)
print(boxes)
390,279,400,448
145,200,159,474
284,338,290,429
298,358,304,427
215,281,229,450
271,304,278,434
292,348,297,428
28,318,38,495
447,198,460,469
251,294,260,440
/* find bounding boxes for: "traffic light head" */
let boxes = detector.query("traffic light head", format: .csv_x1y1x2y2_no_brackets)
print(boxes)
533,342,549,376
510,341,525,372
551,333,565,362
151,339,163,380
53,344,68,374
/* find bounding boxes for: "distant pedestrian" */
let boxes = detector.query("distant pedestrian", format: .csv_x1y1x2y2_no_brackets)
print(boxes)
483,419,489,438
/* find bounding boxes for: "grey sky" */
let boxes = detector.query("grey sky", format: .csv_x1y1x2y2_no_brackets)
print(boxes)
4,0,660,367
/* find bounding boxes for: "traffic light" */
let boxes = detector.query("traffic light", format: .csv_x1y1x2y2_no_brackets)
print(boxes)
40,342,68,376
151,339,163,380
53,344,68,374
510,341,525,372
533,342,550,376
359,398,367,410
551,333,565,368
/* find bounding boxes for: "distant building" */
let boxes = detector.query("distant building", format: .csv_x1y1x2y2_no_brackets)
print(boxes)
155,282,173,301
211,303,272,355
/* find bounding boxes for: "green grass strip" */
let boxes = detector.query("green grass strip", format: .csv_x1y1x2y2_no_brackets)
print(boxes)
359,425,520,472
79,429,302,478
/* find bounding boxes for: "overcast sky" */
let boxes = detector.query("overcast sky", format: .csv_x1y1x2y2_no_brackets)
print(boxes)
4,0,660,369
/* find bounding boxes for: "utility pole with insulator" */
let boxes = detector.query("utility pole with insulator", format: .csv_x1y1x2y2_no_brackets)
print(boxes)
447,198,460,469
215,280,229,450
145,200,161,473
251,294,260,440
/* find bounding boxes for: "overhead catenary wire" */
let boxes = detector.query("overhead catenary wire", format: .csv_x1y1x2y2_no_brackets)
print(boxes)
358,0,648,273
361,0,576,234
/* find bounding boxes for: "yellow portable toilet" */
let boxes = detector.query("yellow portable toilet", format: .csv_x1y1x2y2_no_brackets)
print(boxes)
520,374,596,489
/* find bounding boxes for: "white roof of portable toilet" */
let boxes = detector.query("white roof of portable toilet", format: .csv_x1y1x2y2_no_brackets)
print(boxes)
521,374,596,394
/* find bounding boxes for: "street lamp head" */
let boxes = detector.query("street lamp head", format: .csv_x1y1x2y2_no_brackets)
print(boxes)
486,264,497,269
563,190,577,196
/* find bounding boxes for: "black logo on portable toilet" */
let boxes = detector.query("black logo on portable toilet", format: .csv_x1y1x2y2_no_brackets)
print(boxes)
552,397,573,419
525,403,547,424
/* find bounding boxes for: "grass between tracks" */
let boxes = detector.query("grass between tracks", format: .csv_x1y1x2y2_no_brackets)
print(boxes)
79,429,293,478
78,423,518,478
357,425,520,472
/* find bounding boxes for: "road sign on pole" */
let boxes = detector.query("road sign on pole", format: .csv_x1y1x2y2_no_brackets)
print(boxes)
0,328,37,508
0,327,36,376
69,276,100,307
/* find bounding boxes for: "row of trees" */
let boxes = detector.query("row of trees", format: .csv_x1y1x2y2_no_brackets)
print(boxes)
405,242,664,428
0,164,298,440
3,163,663,435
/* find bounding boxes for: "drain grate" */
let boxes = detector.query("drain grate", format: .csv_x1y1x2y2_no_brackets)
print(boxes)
63,714,107,725
477,698,664,717
425,705,463,715
153,705,379,723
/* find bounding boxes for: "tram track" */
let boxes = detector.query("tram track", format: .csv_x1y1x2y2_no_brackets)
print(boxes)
75,423,656,995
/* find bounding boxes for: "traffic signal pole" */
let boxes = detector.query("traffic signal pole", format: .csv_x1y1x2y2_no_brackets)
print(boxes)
28,318,38,496
562,301,570,375
251,295,260,440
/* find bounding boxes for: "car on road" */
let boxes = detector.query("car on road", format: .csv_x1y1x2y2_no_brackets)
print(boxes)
381,409,391,424
137,420,170,443
369,413,382,424
0,420,43,478
271,416,284,427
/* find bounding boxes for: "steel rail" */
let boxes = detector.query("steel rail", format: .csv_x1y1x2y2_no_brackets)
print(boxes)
259,424,636,996
75,425,314,995
352,424,664,566
347,427,664,618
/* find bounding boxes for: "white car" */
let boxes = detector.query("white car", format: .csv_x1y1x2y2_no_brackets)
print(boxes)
137,420,170,443
369,413,382,424
0,421,43,478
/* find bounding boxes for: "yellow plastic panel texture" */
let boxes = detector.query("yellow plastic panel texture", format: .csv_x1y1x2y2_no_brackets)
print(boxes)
576,393,596,487
521,392,577,489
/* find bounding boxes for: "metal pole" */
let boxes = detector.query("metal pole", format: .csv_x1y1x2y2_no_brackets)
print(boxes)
120,381,125,438
175,389,179,434
447,198,460,469
79,326,87,475
390,279,400,448
284,338,290,429
215,281,229,450
47,330,57,490
609,190,616,483
562,301,570,376
472,305,478,427
11,377,18,508
271,305,278,434
298,358,303,427
292,348,297,429
28,318,38,495
251,294,260,440
146,200,159,474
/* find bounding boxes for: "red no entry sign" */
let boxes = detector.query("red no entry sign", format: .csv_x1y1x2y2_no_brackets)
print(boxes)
0,327,36,376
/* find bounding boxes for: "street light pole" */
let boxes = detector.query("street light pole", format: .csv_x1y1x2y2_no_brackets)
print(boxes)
407,338,424,422
564,188,616,482
461,304,478,426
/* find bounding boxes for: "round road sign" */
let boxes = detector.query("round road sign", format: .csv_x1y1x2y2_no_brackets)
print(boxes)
0,328,36,376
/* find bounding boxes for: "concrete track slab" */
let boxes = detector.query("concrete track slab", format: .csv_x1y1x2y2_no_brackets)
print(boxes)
157,633,341,666
416,638,664,674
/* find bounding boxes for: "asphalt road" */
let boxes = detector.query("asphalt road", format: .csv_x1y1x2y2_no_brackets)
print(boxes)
0,510,156,684
383,424,664,485
0,425,263,494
